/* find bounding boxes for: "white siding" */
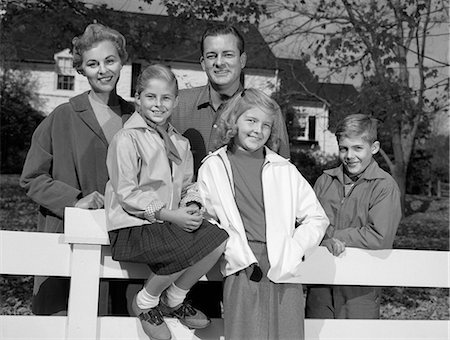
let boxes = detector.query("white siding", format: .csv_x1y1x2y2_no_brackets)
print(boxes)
24,58,279,115
323,130,339,155
19,59,339,155
313,105,338,156
173,69,208,89
291,103,338,156
23,63,133,114
244,69,279,96
169,62,278,95
20,60,339,155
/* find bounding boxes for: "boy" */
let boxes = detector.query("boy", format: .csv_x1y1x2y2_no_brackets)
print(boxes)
305,114,402,319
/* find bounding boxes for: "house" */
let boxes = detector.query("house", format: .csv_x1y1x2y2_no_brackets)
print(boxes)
6,9,279,115
5,5,356,156
276,58,358,155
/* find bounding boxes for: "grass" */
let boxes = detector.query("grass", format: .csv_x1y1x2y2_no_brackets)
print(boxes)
1,174,449,319
381,194,449,320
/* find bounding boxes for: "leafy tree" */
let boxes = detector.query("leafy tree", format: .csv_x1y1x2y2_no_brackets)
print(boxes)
1,0,249,70
1,0,98,63
162,0,266,23
163,0,448,208
3,0,448,205
260,0,449,208
0,69,44,174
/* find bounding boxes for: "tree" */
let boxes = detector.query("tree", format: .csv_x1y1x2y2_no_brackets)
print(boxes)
150,0,449,209
0,69,44,173
3,0,448,206
1,0,248,69
240,0,449,208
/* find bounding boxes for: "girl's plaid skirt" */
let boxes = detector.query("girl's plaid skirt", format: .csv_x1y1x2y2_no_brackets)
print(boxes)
108,220,228,275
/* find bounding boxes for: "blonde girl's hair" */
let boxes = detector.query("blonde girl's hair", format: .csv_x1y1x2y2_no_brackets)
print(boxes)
212,88,284,152
72,23,128,72
135,64,179,97
335,113,379,144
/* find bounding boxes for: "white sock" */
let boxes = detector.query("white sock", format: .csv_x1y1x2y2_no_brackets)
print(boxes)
165,283,189,308
136,288,160,310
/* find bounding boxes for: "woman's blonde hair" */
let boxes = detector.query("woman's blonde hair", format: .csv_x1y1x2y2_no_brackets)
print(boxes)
212,88,284,152
72,23,128,72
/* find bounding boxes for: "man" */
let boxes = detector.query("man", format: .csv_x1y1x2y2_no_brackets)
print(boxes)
171,24,290,174
171,23,290,318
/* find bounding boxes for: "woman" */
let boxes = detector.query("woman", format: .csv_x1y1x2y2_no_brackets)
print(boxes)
20,23,134,315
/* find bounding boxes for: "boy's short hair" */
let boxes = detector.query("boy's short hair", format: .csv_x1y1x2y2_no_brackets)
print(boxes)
200,24,245,55
335,114,378,144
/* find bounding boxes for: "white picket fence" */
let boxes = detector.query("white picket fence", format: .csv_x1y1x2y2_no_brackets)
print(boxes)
1,207,449,340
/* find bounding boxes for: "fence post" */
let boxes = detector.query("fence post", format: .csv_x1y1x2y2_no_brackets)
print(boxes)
437,179,441,198
65,243,102,339
64,208,110,340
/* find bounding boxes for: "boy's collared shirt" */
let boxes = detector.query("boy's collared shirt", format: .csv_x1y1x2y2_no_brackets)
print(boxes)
314,160,401,250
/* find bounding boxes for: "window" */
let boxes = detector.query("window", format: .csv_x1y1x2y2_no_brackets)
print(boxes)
291,106,316,141
131,63,142,97
56,57,74,90
57,75,74,90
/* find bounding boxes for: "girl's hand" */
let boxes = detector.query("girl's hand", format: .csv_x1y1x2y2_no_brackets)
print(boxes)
74,191,104,209
322,238,346,256
159,206,203,232
186,202,203,217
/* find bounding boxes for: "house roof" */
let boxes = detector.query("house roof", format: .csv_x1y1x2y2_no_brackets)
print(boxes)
276,57,358,105
313,82,358,105
5,6,277,70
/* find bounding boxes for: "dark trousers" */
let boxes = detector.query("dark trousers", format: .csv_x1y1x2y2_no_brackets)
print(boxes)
187,281,223,318
32,276,130,316
305,285,381,319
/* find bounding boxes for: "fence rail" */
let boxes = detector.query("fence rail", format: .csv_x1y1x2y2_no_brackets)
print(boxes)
1,207,449,340
427,179,449,198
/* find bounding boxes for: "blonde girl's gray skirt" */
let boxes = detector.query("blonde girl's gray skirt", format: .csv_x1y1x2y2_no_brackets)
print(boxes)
223,240,305,340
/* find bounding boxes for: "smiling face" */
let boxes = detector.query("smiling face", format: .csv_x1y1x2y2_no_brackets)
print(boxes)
200,33,246,91
234,107,273,153
338,135,380,176
80,40,122,94
135,78,178,126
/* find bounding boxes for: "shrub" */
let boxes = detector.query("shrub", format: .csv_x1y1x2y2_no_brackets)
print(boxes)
0,69,44,174
290,149,339,185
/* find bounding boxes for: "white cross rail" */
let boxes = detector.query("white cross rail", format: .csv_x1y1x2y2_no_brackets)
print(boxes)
1,207,449,340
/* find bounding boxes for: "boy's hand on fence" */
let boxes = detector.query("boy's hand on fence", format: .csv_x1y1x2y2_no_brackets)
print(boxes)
167,206,203,232
322,238,346,256
74,191,104,209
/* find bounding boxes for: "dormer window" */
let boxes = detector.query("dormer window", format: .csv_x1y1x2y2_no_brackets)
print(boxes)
54,49,74,91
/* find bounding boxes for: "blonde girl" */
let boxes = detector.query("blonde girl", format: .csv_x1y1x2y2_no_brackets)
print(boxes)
105,64,228,340
198,88,329,340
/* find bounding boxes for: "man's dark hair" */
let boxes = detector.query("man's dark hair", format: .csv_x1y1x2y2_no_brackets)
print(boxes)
200,24,245,55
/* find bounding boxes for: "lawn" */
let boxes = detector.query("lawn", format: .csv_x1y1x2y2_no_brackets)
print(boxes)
1,174,449,319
